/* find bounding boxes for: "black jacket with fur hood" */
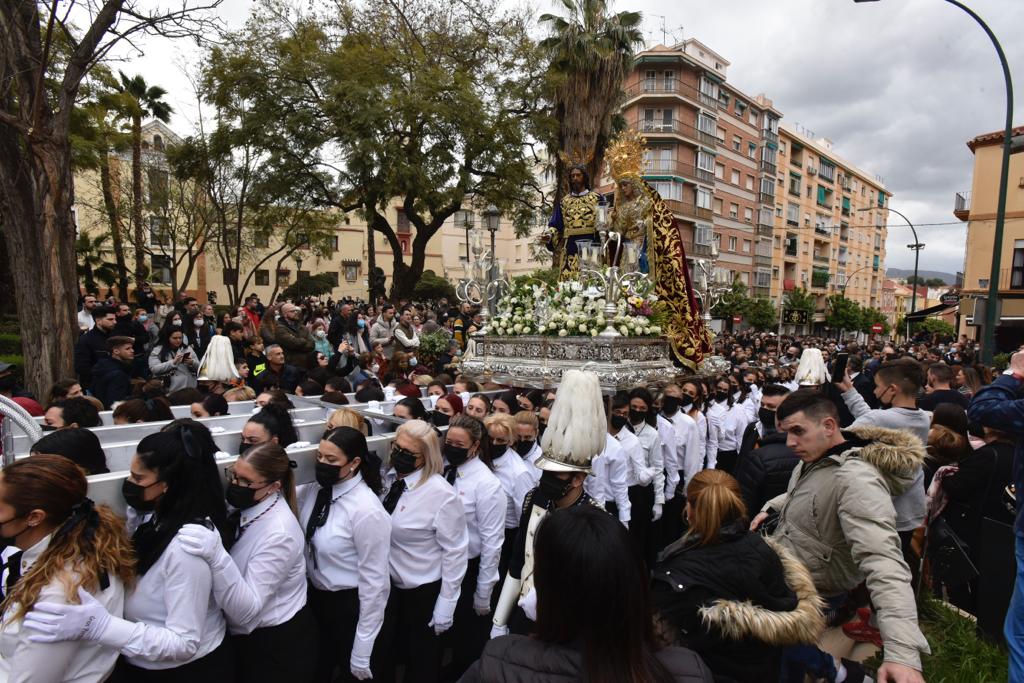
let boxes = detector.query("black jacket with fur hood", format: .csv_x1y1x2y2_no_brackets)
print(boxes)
651,522,824,683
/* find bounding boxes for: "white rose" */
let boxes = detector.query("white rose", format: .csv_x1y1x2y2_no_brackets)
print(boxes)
514,324,523,333
590,328,599,337
523,326,532,334
619,325,629,336
548,322,557,330
558,329,568,337
651,325,661,334
578,323,587,332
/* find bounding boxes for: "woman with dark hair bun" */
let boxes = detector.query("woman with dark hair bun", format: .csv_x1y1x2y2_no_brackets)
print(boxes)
240,403,298,453
394,396,428,422
298,427,390,682
31,427,110,475
177,442,315,683
113,397,174,424
190,394,229,419
23,420,236,680
464,505,714,682
0,455,133,682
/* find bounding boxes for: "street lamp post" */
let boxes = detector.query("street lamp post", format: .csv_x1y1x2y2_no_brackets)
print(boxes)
858,206,921,341
294,255,304,301
854,0,1013,362
483,204,502,309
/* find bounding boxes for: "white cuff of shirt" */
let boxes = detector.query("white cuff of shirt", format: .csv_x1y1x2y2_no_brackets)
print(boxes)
433,595,459,623
97,615,137,651
351,634,375,663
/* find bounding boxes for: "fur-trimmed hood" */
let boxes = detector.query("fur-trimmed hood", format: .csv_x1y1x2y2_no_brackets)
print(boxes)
840,426,926,496
699,539,825,646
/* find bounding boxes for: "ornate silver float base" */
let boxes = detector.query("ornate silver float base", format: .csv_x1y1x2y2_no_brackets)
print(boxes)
460,335,679,392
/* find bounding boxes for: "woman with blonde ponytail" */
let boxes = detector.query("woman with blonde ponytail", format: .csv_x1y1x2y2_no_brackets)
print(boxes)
0,455,135,682
651,470,824,683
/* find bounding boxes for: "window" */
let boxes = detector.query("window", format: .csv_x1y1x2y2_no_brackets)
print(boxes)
728,236,737,251
756,268,771,288
735,100,747,117
694,224,714,246
730,169,740,185
788,173,801,195
713,198,723,215
222,268,238,286
806,184,813,198
697,113,717,137
642,108,674,132
819,159,836,182
732,135,742,152
748,110,758,127
152,134,164,151
745,175,755,191
802,241,809,255
454,209,475,228
729,203,739,219
696,151,716,177
744,208,753,223
716,127,726,143
253,232,269,248
757,238,772,257
329,236,339,252
255,269,269,286
396,209,410,233
772,266,780,280
1012,240,1024,288
760,177,776,199
147,168,169,211
742,239,751,253
696,187,714,210
779,142,787,155
748,142,757,158
776,206,783,217
276,269,291,285
715,163,725,179
149,216,171,247
774,236,781,250
650,181,682,201
345,264,359,282
151,255,172,284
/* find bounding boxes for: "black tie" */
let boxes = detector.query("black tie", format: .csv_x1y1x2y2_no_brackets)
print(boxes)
444,466,458,486
227,510,242,540
383,479,407,515
2,551,23,601
304,487,333,543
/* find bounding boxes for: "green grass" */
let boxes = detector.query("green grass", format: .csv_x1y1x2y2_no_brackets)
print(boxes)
865,594,1008,682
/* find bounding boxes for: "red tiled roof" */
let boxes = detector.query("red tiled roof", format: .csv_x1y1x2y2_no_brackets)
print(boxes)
967,125,1024,152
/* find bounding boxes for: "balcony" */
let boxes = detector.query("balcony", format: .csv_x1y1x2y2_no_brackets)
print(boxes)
754,254,773,267
625,79,709,110
690,242,713,258
784,246,798,259
758,192,775,205
811,271,831,289
662,199,714,221
752,285,772,298
757,223,773,237
813,253,830,265
954,191,971,221
760,160,777,175
783,279,796,291
631,117,718,148
763,129,779,145
814,225,832,237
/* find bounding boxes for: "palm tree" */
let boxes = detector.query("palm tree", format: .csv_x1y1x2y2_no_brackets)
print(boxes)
539,0,643,198
115,72,173,286
75,233,117,296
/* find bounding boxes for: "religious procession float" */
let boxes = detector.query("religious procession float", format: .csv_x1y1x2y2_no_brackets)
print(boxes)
459,130,727,392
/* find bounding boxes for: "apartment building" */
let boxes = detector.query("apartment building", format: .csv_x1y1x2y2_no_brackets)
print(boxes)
618,40,780,292
953,124,1024,349
771,123,890,330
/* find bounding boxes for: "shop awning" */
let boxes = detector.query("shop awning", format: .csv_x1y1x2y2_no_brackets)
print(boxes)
905,301,958,322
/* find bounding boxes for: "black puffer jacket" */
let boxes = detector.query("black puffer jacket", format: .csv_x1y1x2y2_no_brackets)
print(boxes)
733,430,800,516
458,635,714,683
652,524,824,683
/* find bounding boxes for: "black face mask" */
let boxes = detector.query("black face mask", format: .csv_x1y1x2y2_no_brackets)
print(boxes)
678,395,695,411
430,411,450,427
122,479,160,512
714,391,729,402
661,395,680,416
610,414,630,432
758,408,777,433
238,441,255,456
391,446,419,475
487,442,508,460
629,409,647,426
226,482,267,510
443,443,471,468
538,471,574,501
513,440,535,457
537,422,547,438
315,461,343,488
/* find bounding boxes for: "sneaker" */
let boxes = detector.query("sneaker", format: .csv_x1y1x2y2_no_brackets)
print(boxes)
842,618,883,648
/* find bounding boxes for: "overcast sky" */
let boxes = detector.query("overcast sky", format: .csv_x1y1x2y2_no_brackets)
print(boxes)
112,0,1023,276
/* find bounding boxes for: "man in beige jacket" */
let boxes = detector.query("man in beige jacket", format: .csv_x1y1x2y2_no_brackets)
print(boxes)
751,390,929,683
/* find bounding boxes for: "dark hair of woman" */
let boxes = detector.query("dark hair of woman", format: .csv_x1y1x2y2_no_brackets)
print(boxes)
237,442,298,516
324,376,353,394
134,379,168,401
627,387,658,428
680,380,705,410
0,455,135,621
322,426,382,495
469,393,492,413
321,391,350,406
298,379,324,397
200,393,229,417
113,397,174,424
396,396,429,421
520,389,545,412
493,391,520,415
134,420,233,573
155,319,191,362
248,402,298,447
711,377,735,409
31,428,109,475
532,505,675,683
166,387,204,406
448,414,492,468
45,378,80,408
55,397,102,428
257,388,294,409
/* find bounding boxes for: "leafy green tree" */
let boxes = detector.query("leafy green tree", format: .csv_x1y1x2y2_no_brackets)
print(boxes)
711,279,748,331
539,0,643,195
783,286,816,316
75,233,117,296
413,271,457,303
280,273,337,300
825,295,863,333
915,317,955,339
746,298,778,331
860,307,890,335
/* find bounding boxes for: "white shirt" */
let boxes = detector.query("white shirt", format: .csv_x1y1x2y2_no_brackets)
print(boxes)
298,473,391,659
584,434,631,523
77,309,95,331
217,492,306,635
109,529,226,669
716,403,750,452
381,467,468,621
667,410,702,493
705,403,725,468
632,421,665,504
733,392,758,423
490,448,536,528
693,411,709,472
0,535,125,683
448,457,506,604
523,442,544,483
612,427,648,488
393,325,420,350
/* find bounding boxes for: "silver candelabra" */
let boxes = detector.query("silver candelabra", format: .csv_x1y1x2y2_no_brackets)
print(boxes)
456,226,509,334
692,241,732,322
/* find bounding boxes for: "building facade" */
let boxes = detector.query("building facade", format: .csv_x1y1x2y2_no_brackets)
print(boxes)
954,124,1024,349
771,123,890,331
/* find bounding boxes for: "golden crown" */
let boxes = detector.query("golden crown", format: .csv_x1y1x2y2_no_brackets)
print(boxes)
605,129,647,182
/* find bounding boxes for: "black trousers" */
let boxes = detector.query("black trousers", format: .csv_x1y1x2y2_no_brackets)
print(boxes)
444,557,489,680
497,526,518,580
309,585,360,683
717,449,740,475
898,528,920,593
627,483,655,566
373,580,443,683
111,635,233,682
234,603,317,683
659,470,688,552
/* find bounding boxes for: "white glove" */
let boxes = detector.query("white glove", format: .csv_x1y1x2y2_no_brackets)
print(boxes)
178,523,227,564
517,587,537,622
24,587,111,643
652,503,663,522
665,488,675,501
350,650,373,681
351,666,373,681
428,616,453,635
473,593,492,616
489,623,509,639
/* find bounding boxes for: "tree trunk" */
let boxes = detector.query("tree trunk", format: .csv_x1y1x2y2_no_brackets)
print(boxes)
0,137,80,399
132,114,146,283
366,222,377,303
100,154,131,299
